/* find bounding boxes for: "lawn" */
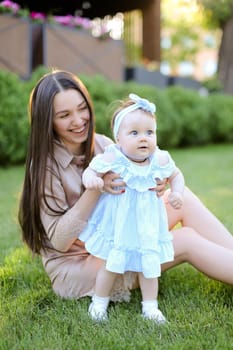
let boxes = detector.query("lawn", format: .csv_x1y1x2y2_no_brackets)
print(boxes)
0,144,233,350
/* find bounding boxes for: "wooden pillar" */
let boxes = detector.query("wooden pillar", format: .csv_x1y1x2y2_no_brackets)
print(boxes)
142,0,161,63
31,24,44,70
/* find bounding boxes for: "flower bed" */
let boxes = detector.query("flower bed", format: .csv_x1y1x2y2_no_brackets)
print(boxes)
0,1,124,80
0,0,110,38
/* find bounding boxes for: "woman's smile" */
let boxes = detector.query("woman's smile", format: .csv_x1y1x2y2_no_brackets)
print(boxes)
69,123,88,134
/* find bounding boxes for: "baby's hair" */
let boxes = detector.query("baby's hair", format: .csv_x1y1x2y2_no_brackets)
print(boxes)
111,94,156,140
110,99,135,130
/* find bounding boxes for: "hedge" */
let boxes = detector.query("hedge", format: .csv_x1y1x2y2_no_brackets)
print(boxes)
0,67,232,165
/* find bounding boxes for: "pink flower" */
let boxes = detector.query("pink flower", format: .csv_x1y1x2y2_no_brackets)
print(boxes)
73,16,92,29
53,15,73,26
0,1,110,39
30,12,46,21
0,0,20,13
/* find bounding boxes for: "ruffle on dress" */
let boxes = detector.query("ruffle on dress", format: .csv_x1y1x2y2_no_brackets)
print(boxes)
89,144,176,192
81,215,174,279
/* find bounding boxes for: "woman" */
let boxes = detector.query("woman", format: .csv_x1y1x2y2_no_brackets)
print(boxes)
19,70,233,301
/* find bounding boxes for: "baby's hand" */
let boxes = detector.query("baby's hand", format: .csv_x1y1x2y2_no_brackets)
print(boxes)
168,191,184,209
83,176,104,190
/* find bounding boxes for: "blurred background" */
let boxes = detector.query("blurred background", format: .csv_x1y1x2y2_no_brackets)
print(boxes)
1,0,233,94
1,0,233,166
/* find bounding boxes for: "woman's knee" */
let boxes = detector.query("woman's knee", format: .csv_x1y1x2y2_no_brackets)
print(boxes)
172,226,200,262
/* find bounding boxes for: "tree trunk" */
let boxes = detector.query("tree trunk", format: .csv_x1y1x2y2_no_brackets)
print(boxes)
217,16,233,95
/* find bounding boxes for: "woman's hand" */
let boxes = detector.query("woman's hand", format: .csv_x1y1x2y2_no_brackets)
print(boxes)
150,178,168,197
102,171,125,194
102,174,167,196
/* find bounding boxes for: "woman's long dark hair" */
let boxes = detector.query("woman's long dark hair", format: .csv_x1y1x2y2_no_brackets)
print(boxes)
18,70,95,254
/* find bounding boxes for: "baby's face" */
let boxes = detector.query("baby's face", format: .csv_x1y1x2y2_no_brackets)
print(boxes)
117,109,157,161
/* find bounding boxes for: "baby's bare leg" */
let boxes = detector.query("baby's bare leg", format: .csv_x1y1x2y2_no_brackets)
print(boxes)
88,263,117,321
138,273,158,301
138,273,166,323
95,263,117,297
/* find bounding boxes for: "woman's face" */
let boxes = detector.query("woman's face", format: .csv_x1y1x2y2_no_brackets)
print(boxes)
53,89,90,155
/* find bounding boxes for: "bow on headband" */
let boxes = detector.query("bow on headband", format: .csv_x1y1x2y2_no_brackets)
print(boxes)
129,93,156,113
113,93,156,140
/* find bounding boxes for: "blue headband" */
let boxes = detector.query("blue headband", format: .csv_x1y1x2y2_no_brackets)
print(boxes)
113,93,156,140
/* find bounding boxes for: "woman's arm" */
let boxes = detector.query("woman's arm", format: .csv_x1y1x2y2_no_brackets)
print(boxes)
41,168,102,252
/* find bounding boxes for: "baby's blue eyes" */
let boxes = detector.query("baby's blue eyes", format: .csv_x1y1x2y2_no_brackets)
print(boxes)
130,130,154,136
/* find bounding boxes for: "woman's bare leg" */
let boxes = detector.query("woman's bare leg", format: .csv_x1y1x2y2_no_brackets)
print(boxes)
162,227,233,285
164,187,233,249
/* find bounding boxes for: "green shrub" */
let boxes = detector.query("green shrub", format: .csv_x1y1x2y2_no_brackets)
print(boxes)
0,67,233,166
81,74,118,139
166,86,211,146
207,93,233,142
202,75,223,93
0,71,29,165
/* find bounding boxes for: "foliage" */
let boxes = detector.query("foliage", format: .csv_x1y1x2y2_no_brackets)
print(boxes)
0,67,233,165
197,0,233,28
0,0,89,26
202,75,223,93
207,93,233,142
162,25,200,72
0,0,110,37
165,86,211,146
161,0,204,74
0,70,29,164
81,74,119,139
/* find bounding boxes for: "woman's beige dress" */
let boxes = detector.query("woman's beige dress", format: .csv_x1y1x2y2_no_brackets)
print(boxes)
41,133,136,301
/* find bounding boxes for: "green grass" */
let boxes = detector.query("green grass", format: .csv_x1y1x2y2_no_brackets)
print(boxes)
0,144,233,350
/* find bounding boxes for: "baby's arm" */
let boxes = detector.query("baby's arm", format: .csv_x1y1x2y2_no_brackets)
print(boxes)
82,151,116,191
167,169,185,209
82,167,104,190
157,150,185,209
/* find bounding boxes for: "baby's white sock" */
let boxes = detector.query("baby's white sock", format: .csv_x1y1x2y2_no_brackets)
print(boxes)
88,294,110,321
92,294,110,309
141,299,166,324
142,299,158,314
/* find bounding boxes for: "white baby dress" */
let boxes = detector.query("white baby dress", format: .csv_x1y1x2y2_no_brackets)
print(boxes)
79,144,175,278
